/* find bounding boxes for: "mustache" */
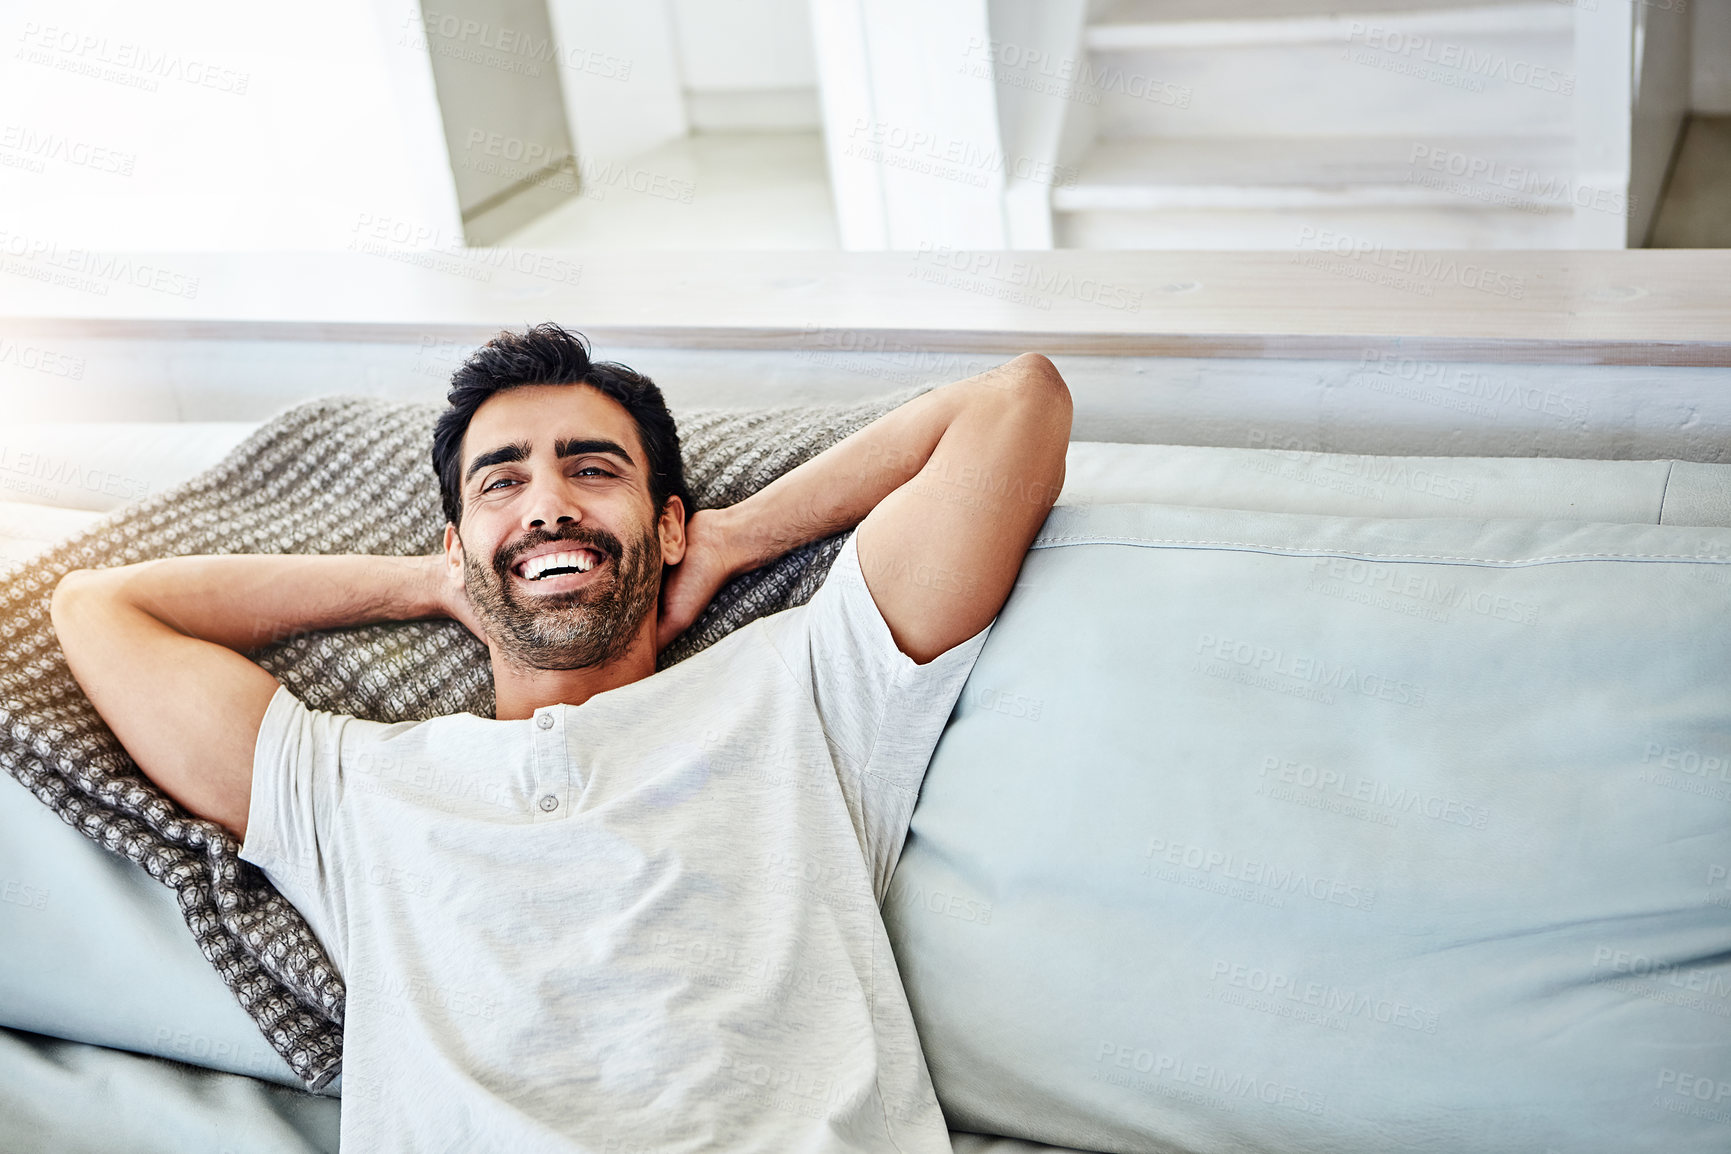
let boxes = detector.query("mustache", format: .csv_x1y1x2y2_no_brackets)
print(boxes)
495,525,622,575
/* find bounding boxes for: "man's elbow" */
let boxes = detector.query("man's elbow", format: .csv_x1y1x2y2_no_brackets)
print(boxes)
50,568,98,630
1007,352,1068,395
50,568,136,657
1005,353,1073,422
1003,353,1074,440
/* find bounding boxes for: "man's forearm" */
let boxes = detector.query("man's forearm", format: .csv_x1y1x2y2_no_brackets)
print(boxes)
71,553,446,652
710,355,1062,576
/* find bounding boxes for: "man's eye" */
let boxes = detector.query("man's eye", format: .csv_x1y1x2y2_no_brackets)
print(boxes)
483,468,608,492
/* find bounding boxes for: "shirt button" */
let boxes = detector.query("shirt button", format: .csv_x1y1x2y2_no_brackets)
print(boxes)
538,795,559,812
536,714,554,730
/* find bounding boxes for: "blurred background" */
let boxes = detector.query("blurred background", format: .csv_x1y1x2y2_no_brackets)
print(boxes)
3,0,1726,255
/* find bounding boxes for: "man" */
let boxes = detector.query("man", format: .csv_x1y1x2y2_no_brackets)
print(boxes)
50,323,1072,1151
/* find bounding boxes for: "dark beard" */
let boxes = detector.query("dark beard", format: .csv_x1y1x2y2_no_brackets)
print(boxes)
461,520,661,671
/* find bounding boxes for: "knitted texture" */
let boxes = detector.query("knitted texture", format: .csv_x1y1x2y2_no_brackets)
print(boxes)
0,383,932,1092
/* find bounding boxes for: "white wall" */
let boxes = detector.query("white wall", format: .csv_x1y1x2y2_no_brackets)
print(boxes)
546,0,819,149
1,0,459,250
671,0,820,129
671,0,816,89
544,0,688,163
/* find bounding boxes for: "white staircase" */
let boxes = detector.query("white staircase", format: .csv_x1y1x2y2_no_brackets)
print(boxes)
1052,0,1579,248
811,0,1689,251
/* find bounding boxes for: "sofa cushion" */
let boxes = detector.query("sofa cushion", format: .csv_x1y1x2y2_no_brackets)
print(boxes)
0,424,258,512
885,502,1731,1154
1054,443,1731,525
0,769,305,1088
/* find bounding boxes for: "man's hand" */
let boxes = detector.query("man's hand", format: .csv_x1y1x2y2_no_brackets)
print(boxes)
428,553,489,643
656,509,740,653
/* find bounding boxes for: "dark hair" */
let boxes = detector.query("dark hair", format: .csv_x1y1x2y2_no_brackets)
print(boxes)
430,323,690,531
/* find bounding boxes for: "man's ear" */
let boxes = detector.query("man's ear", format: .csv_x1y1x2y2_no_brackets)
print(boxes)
444,523,462,571
658,496,687,567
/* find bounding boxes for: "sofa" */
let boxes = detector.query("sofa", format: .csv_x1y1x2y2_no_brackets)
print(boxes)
2,414,1728,1153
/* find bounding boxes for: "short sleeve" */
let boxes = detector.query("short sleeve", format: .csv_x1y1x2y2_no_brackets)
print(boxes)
238,683,352,977
766,532,994,899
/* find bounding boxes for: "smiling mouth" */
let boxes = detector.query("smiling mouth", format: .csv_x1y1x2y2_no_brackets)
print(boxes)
511,547,608,588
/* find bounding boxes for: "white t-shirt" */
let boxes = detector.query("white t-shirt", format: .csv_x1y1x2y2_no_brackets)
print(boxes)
240,532,994,1152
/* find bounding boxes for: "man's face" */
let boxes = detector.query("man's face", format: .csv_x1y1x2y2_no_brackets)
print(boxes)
449,383,680,670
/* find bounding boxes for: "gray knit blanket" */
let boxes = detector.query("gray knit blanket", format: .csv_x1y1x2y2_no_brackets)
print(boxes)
0,383,931,1093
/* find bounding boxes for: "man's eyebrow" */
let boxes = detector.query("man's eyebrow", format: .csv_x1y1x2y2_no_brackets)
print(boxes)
555,437,635,468
464,438,636,486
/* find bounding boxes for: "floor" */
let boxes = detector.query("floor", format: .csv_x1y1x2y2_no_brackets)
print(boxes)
500,132,839,250
1650,116,1731,248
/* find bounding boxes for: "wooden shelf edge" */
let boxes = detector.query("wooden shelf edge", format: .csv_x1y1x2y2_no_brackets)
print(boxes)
3,316,1729,367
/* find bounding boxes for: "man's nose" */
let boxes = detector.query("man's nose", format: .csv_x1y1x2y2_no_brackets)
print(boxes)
521,472,583,530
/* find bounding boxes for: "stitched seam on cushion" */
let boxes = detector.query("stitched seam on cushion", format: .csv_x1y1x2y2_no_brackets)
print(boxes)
1029,534,1731,565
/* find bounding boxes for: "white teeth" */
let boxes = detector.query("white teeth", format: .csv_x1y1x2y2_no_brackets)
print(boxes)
521,550,599,580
